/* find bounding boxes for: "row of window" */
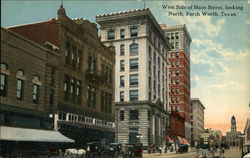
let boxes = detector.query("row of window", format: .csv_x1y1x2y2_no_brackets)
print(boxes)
171,106,180,112
171,78,180,85
170,42,180,50
120,58,138,72
171,88,180,94
166,32,180,40
171,96,180,103
169,52,180,58
0,63,41,104
119,43,139,56
100,91,112,114
119,89,138,102
59,111,114,128
120,74,138,87
171,60,180,67
120,109,139,121
108,26,138,40
170,69,180,76
101,64,113,85
64,75,82,104
65,42,83,70
148,30,167,56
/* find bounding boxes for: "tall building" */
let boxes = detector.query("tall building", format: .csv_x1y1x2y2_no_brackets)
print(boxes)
8,5,116,146
0,27,74,155
190,98,205,146
226,116,242,147
160,24,192,139
96,8,171,147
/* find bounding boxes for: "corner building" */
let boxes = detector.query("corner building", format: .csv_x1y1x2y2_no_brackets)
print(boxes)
9,6,116,146
96,8,171,147
160,24,192,140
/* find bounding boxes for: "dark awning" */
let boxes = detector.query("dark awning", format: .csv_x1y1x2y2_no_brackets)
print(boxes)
0,126,74,143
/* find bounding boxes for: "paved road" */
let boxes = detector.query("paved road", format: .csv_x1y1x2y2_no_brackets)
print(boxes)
143,148,241,158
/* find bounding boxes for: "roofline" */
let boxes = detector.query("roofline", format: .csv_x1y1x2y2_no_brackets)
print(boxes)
191,98,205,109
7,18,57,29
1,27,59,54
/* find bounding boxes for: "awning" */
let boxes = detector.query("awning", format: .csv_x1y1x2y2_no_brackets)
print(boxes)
165,136,173,143
0,126,74,143
183,138,190,145
177,136,184,144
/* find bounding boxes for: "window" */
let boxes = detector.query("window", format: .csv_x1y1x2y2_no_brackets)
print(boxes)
65,42,71,64
101,91,105,111
148,111,151,121
120,29,125,38
176,61,179,67
153,52,156,64
176,42,179,49
120,91,124,102
76,81,81,104
16,70,25,100
129,110,139,120
171,97,175,103
120,44,125,55
171,88,175,94
129,90,138,101
153,80,156,92
130,74,138,86
130,26,138,37
0,63,8,97
171,42,174,49
130,58,138,70
77,50,83,70
148,76,151,90
130,43,138,55
176,70,180,76
158,57,161,68
148,92,151,101
176,52,179,58
87,86,96,108
176,97,180,103
120,76,125,87
176,88,179,94
148,46,152,59
175,106,180,112
32,75,40,104
120,110,124,121
167,34,170,40
171,79,174,85
108,29,115,40
171,33,174,39
88,56,96,73
175,32,179,39
148,61,151,74
70,78,75,102
176,79,180,85
120,60,125,71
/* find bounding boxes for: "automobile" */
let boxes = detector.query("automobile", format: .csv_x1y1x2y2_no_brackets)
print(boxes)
123,143,143,158
196,144,224,158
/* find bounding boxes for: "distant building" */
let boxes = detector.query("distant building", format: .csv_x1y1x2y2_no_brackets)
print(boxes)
160,24,192,140
8,5,116,146
244,118,250,143
96,8,171,147
199,129,222,145
226,116,242,147
190,98,205,146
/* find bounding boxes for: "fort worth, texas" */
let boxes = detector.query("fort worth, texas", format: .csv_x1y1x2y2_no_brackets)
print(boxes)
1,1,250,158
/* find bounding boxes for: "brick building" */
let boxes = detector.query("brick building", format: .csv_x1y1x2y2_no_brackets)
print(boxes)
160,24,192,139
0,27,75,156
8,5,116,145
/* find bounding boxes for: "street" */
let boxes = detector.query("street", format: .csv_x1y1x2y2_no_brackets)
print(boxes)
143,148,242,158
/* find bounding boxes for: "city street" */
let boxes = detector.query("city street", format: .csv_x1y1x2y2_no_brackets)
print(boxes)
143,148,242,158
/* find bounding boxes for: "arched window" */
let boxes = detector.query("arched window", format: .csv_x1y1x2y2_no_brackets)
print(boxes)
16,70,25,100
130,43,138,55
0,63,8,97
32,75,40,104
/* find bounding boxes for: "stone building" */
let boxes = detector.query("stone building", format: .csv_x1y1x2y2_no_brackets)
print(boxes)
226,116,242,147
200,129,222,145
0,27,74,155
96,8,171,147
244,118,250,143
8,5,116,145
160,24,192,140
190,98,205,146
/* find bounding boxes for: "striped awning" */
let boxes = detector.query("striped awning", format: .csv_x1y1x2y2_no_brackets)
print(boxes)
165,136,173,143
177,136,184,144
0,126,74,143
183,138,190,145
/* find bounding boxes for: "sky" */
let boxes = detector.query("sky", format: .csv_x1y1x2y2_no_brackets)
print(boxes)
2,0,250,135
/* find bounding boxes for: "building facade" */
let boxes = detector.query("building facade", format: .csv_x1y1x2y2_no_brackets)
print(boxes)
244,118,250,143
96,8,171,147
226,116,242,147
160,24,192,140
200,129,222,145
8,5,116,145
190,98,205,146
0,27,75,156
